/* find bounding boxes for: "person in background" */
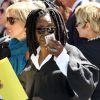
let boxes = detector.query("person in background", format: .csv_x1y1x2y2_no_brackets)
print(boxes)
43,0,71,22
19,8,99,100
75,2,100,100
71,0,90,12
4,1,46,75
0,0,14,38
0,0,14,61
54,0,72,22
66,0,75,8
66,0,98,46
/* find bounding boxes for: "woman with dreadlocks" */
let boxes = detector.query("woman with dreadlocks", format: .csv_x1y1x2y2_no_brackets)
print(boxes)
19,8,99,100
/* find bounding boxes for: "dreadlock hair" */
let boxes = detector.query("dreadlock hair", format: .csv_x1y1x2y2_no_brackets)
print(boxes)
25,8,68,56
43,0,57,8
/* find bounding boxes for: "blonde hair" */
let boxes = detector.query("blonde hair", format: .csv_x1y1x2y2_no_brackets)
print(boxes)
5,1,46,24
75,2,100,33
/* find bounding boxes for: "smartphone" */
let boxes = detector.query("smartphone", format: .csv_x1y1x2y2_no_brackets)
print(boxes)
45,34,57,52
45,33,55,44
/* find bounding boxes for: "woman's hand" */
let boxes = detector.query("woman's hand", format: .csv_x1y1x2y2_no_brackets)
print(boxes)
47,40,63,57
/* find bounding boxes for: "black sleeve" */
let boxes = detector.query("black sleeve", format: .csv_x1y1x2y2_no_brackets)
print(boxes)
65,43,99,100
0,42,11,60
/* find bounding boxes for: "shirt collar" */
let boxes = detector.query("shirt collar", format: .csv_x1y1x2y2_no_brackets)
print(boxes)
31,46,52,70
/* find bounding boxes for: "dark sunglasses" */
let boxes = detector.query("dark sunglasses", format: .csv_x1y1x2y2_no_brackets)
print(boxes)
6,17,17,25
36,27,56,35
0,8,4,14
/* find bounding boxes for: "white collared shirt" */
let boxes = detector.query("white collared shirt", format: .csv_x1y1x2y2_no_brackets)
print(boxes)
31,47,69,76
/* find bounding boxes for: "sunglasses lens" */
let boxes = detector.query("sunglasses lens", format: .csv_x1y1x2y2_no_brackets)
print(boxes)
48,27,55,34
7,17,15,25
0,8,4,14
37,28,46,34
36,27,55,34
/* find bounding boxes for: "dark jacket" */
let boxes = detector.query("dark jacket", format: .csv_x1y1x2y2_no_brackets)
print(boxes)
19,43,99,100
77,39,100,100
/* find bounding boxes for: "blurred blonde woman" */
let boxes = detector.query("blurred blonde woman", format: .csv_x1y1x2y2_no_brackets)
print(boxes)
75,2,100,100
4,1,45,75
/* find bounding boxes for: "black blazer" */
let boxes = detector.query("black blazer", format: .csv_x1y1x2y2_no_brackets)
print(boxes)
19,43,99,100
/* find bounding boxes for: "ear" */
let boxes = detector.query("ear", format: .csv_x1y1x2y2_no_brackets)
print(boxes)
85,22,91,30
